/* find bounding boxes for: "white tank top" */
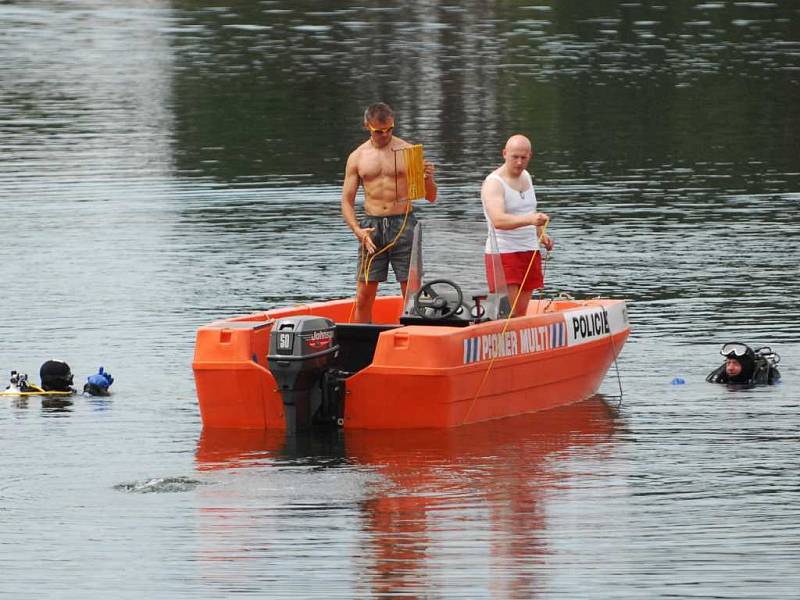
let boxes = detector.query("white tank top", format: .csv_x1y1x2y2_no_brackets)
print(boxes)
483,170,538,253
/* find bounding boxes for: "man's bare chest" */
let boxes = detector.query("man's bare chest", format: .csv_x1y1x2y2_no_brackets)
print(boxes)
358,149,406,182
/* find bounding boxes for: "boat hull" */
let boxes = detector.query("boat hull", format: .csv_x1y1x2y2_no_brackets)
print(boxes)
193,296,629,430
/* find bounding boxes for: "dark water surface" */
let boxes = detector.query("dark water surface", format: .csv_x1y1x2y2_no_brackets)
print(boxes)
2,1,799,598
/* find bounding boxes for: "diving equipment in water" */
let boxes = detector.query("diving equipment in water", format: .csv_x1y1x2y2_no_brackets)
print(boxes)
706,342,781,386
40,359,75,392
83,366,114,396
1,369,73,397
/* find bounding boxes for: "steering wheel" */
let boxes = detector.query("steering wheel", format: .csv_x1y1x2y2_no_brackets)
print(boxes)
413,279,464,320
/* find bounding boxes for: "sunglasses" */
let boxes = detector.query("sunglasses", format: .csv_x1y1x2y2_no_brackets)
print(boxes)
720,342,752,357
367,123,394,135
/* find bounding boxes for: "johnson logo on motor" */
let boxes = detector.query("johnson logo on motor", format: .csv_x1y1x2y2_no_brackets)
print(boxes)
303,330,334,350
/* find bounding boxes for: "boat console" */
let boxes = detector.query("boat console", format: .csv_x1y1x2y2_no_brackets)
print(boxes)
398,222,512,327
400,278,511,327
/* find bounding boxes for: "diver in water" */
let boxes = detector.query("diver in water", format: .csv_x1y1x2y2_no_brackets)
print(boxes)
706,342,781,385
83,366,114,396
4,361,113,396
40,359,76,393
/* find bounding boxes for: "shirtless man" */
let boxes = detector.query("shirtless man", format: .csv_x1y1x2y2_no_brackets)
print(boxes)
482,134,553,317
341,103,437,323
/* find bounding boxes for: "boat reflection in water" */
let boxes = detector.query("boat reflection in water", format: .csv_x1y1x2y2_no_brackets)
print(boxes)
195,397,619,596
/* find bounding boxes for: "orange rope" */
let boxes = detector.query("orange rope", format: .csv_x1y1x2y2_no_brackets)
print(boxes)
462,219,550,425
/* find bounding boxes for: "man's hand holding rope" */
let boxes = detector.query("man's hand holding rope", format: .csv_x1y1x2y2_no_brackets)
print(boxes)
356,227,376,254
529,212,554,251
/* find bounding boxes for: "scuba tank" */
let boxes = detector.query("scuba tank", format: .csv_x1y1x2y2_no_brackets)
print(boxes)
751,346,781,385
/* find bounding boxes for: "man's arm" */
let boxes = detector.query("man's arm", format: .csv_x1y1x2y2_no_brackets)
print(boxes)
482,178,548,230
341,152,376,253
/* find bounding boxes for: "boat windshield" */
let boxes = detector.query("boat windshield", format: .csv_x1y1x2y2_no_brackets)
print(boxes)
402,220,511,321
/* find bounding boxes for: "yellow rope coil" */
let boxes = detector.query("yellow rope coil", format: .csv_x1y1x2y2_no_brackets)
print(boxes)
402,144,425,201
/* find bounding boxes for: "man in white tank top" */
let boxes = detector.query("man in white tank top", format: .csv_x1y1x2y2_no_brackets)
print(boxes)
481,134,553,317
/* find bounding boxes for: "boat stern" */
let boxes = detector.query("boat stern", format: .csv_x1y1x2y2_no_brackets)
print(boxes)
193,317,285,429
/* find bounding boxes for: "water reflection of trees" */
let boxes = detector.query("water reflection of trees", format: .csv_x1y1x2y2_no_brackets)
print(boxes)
168,1,799,185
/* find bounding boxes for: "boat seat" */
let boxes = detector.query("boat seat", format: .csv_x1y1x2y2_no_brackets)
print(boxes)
333,323,403,374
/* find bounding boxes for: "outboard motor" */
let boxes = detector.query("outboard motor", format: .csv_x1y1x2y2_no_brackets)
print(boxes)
267,316,339,433
40,360,74,392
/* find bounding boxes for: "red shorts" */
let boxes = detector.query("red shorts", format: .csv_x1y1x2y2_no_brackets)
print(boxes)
484,251,544,292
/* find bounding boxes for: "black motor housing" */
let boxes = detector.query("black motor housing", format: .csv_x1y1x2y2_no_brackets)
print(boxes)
267,316,339,433
40,360,74,392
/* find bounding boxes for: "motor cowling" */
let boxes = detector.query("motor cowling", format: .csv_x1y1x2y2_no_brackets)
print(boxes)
267,316,338,433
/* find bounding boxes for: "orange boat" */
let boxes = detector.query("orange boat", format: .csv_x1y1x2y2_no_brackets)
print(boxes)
193,225,630,431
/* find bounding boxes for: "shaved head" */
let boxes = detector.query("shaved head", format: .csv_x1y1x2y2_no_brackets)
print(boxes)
505,134,532,154
502,134,533,176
